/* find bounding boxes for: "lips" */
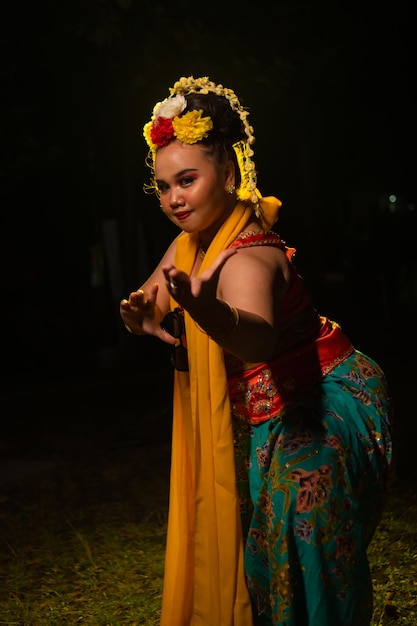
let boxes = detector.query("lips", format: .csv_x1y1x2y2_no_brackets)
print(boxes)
174,211,192,221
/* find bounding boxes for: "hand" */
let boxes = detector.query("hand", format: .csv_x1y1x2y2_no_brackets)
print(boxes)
120,284,177,345
162,248,237,310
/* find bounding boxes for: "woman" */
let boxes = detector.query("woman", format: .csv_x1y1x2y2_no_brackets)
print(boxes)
120,76,393,626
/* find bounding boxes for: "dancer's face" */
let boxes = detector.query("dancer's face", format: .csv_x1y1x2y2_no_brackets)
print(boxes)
155,140,234,237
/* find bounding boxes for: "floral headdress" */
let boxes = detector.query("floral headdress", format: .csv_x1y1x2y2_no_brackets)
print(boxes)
143,76,261,215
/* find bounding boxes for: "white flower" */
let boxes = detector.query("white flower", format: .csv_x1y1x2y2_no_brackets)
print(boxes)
153,95,186,119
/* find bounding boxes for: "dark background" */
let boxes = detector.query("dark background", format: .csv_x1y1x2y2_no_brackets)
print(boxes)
1,0,416,390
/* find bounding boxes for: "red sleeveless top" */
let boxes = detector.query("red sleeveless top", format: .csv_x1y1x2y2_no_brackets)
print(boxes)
225,231,354,424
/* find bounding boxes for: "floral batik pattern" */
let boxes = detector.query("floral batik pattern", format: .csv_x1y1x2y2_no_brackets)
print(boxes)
232,351,393,626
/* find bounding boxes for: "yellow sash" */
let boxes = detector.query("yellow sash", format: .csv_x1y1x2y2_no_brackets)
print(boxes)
160,196,281,625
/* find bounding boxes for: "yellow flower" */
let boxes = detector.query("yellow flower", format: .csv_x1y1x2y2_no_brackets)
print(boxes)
143,121,156,152
172,110,213,144
146,76,262,216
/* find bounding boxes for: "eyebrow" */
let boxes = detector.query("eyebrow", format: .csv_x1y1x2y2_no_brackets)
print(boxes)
155,168,199,184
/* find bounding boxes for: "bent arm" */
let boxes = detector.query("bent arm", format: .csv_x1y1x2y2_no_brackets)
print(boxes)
211,247,290,362
119,238,178,342
166,245,291,362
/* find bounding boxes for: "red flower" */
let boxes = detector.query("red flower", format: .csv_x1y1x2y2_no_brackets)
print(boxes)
150,116,174,147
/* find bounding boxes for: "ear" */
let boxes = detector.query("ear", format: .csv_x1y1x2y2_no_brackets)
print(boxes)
224,159,236,191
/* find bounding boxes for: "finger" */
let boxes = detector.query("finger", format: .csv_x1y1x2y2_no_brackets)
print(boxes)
166,275,178,296
162,267,179,283
190,277,204,298
129,289,147,306
209,248,238,273
198,249,238,284
154,327,178,346
161,264,177,290
135,289,146,302
163,269,190,296
145,282,159,307
162,268,177,294
120,301,136,316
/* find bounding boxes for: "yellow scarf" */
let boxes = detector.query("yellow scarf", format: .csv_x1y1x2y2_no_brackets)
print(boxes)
160,196,282,626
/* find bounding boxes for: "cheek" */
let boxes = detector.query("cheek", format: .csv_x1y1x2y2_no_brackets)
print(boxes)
159,198,171,215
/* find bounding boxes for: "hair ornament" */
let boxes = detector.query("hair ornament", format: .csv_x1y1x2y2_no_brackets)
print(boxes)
143,76,261,216
144,93,213,151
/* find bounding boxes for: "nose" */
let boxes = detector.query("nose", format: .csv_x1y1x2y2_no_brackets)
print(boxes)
169,187,185,208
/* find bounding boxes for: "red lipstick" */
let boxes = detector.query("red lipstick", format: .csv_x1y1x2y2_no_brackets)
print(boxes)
175,211,192,221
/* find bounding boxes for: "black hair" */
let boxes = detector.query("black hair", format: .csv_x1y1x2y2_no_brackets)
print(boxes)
183,92,247,186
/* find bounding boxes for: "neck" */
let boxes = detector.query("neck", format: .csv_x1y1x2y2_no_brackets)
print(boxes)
198,200,237,252
199,208,262,255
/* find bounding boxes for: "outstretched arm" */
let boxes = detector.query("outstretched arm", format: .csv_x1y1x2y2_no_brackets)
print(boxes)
162,245,291,362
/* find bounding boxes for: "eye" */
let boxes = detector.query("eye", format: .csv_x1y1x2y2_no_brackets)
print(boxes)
179,175,196,187
157,181,169,194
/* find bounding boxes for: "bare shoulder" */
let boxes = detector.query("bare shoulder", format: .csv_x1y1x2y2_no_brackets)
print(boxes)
218,242,291,305
223,241,290,278
161,237,178,264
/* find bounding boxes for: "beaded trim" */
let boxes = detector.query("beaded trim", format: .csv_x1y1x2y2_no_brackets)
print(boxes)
229,230,287,251
321,345,355,377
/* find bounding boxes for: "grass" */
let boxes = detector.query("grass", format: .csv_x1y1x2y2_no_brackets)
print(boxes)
367,485,417,625
1,444,416,625
1,363,416,625
0,439,171,625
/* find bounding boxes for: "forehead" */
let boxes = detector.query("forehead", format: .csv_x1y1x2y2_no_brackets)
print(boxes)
154,140,213,178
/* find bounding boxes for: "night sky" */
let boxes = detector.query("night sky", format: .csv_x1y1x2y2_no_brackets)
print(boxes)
1,0,415,382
